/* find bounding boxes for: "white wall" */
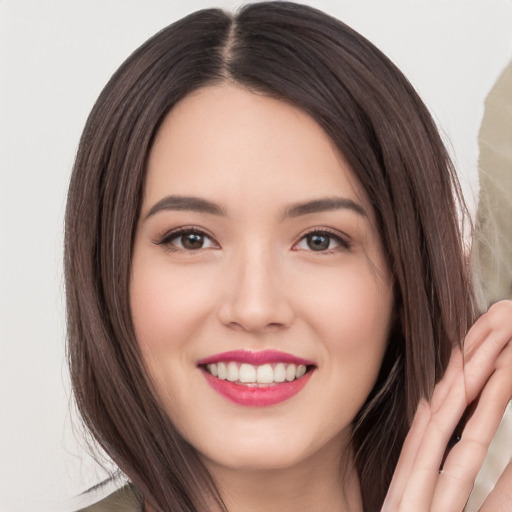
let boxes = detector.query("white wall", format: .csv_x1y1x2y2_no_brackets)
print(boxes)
1,1,511,511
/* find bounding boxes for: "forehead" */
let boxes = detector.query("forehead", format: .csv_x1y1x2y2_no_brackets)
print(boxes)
144,84,368,215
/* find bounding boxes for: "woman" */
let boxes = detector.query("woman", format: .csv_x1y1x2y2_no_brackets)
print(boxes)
66,2,512,511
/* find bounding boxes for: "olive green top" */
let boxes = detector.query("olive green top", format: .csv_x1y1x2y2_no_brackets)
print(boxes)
76,484,142,512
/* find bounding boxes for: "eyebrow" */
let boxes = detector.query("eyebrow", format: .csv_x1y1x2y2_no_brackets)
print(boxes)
145,195,225,219
144,195,366,220
283,197,367,219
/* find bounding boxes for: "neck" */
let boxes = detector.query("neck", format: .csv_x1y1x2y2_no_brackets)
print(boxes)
204,435,363,512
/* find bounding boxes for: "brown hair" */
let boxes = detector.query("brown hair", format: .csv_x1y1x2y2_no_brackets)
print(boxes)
65,2,476,510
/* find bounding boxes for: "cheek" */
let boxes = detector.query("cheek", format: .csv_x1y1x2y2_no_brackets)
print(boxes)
129,257,218,422
296,260,393,374
303,257,392,320
130,258,216,351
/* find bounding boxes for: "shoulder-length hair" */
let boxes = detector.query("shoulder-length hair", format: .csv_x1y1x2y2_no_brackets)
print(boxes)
65,2,476,510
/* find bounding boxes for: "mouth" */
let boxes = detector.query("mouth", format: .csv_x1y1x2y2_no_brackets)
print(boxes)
201,361,312,386
197,350,316,407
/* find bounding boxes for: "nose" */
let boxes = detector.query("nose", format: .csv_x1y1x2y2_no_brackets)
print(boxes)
217,247,295,333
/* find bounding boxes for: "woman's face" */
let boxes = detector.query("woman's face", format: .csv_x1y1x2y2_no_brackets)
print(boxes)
130,85,394,474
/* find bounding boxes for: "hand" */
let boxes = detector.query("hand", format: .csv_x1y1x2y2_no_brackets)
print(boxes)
381,300,512,512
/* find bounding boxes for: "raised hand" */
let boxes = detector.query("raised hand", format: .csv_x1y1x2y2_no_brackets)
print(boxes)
381,300,512,512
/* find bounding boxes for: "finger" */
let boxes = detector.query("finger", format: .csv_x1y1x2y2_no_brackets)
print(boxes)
398,397,466,509
479,462,512,512
384,348,465,511
464,342,512,443
431,439,488,511
464,304,512,403
464,318,493,359
464,335,512,402
464,335,510,402
430,344,512,511
429,347,465,413
381,399,430,512
386,304,512,512
464,301,512,360
393,349,467,510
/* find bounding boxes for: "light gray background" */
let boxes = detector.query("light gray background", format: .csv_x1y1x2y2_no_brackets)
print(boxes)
1,1,511,511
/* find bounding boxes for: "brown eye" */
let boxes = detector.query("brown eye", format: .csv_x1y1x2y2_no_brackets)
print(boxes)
158,228,218,251
181,232,205,250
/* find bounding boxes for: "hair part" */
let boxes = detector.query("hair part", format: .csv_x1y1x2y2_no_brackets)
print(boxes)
65,3,476,510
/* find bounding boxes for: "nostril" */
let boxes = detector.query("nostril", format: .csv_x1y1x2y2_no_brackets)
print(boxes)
216,271,295,332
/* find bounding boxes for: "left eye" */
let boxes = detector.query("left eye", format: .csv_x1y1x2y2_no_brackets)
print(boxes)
295,232,346,252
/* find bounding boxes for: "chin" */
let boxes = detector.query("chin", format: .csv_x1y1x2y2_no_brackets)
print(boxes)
194,422,349,475
203,445,312,473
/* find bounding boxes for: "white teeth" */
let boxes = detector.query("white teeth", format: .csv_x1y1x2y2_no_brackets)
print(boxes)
217,362,227,380
257,364,274,384
227,362,238,381
239,363,256,383
274,363,286,382
285,363,297,381
205,361,310,384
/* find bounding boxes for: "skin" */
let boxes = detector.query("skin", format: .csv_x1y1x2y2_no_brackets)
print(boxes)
383,300,512,512
131,84,394,511
130,84,512,511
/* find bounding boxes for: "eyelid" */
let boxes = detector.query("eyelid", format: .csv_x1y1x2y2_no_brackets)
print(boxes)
153,225,350,252
292,227,352,252
154,226,220,250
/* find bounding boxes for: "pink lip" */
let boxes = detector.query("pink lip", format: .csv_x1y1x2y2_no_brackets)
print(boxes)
196,349,315,366
197,350,316,407
201,368,314,407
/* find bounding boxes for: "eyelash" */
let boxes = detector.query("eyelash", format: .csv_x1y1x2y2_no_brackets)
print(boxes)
155,227,218,253
293,228,352,253
155,227,351,253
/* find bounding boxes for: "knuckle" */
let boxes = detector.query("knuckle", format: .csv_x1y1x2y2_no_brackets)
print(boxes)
486,300,512,330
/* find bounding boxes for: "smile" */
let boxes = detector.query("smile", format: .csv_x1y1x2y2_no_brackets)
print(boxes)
197,350,316,407
205,361,307,385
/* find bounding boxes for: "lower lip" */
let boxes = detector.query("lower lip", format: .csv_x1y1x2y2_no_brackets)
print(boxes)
201,369,314,407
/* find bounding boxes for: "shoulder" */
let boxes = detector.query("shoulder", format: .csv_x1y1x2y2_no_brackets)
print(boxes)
75,484,143,512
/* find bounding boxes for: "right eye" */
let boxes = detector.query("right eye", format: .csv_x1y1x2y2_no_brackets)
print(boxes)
158,228,218,251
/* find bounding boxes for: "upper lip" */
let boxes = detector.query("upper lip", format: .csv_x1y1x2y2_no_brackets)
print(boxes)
197,349,315,367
